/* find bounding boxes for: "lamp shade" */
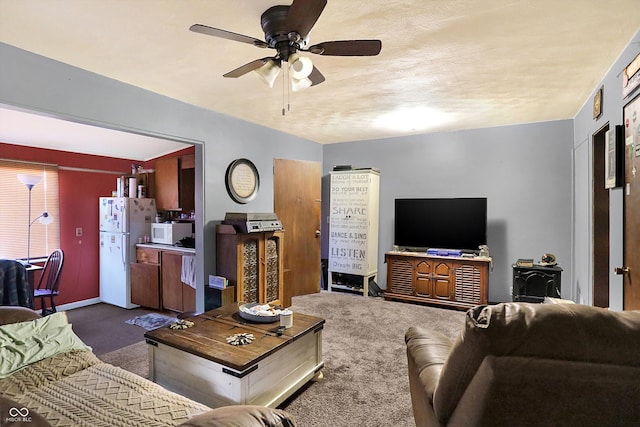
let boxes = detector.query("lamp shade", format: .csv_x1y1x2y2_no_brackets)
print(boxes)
291,77,312,92
38,212,54,225
17,174,42,188
254,60,280,88
289,55,313,80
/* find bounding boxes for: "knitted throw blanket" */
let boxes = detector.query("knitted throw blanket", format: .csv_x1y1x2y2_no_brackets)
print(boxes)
0,350,210,426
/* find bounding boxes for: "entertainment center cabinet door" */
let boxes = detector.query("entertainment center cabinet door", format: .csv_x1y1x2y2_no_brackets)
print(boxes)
450,260,488,306
408,258,454,300
432,261,455,301
414,260,433,297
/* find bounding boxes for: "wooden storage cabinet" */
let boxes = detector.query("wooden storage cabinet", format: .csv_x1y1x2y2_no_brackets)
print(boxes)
327,168,380,295
216,224,284,306
131,246,196,312
385,252,490,309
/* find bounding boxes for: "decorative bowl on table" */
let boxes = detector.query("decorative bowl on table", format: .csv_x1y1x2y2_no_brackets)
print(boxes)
238,303,282,323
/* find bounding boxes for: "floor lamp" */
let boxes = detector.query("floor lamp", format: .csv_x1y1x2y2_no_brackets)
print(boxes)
17,173,52,266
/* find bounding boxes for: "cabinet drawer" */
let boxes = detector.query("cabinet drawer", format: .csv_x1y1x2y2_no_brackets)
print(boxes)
137,247,160,264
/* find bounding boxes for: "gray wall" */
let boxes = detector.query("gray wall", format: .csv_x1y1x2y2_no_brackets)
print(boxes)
0,42,322,312
322,121,574,303
572,29,640,310
3,27,639,309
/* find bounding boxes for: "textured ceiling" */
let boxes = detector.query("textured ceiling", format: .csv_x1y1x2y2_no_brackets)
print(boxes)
0,0,639,152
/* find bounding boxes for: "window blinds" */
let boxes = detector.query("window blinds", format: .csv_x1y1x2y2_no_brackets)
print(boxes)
0,159,60,260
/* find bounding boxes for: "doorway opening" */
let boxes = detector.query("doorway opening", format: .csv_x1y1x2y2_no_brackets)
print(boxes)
592,124,610,308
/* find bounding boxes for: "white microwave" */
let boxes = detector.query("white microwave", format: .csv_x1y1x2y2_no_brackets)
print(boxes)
151,222,192,245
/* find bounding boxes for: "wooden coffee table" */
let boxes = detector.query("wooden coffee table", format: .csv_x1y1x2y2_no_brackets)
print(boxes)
144,303,325,408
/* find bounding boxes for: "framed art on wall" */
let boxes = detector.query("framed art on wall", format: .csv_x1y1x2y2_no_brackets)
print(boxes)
593,86,603,119
605,125,623,189
225,158,259,204
623,52,640,99
623,93,640,191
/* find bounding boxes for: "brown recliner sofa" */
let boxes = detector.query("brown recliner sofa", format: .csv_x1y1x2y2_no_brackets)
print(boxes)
405,302,640,426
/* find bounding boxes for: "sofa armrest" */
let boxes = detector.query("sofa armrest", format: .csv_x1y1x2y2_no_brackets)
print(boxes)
0,306,41,326
177,405,296,427
405,326,452,401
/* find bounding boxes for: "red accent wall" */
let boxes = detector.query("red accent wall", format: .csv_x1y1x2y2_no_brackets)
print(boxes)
1,142,139,308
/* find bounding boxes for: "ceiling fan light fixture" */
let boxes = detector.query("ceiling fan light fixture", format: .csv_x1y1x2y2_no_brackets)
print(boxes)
254,60,280,87
291,76,312,92
289,55,313,79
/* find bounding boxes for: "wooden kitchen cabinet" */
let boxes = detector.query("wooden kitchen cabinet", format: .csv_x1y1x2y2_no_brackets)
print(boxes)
155,157,179,211
131,247,162,309
216,224,284,306
154,154,195,213
131,246,195,312
161,251,196,313
385,252,490,309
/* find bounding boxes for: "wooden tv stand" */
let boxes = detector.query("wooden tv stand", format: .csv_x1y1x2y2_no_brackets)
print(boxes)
384,251,491,309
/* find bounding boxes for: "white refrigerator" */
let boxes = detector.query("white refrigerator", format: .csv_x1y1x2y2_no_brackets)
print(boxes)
99,197,157,308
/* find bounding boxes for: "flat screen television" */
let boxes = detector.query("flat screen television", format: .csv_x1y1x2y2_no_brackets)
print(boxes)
394,198,487,251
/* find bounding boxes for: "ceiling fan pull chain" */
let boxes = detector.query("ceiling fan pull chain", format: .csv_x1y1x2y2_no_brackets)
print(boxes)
282,64,286,116
287,63,291,113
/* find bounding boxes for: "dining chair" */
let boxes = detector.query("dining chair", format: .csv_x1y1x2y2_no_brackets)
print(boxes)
33,249,64,316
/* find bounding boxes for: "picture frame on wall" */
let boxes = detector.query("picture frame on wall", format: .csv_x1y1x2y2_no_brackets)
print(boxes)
623,52,640,99
593,86,603,119
605,125,624,189
622,93,640,191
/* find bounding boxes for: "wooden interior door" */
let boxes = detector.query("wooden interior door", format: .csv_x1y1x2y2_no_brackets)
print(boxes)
592,125,610,307
273,159,321,307
622,96,640,310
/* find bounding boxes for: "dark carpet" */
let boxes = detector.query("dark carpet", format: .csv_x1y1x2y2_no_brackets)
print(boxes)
66,303,175,355
95,292,467,427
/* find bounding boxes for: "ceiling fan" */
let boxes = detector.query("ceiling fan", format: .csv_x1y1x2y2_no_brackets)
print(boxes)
189,0,382,91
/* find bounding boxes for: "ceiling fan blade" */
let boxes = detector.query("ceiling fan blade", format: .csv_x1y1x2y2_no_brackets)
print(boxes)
286,0,327,39
307,40,382,56
308,66,325,86
223,58,276,78
190,24,268,48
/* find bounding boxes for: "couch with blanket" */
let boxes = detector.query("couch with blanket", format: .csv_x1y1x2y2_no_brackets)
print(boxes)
405,302,640,427
0,306,296,427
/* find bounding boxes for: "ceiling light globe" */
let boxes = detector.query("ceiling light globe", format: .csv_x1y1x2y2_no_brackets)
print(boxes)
254,60,280,88
291,77,312,92
290,56,313,79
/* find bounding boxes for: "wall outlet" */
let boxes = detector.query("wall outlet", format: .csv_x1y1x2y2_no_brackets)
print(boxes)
75,227,83,237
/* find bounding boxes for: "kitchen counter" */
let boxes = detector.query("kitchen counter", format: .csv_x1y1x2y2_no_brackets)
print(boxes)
136,243,196,254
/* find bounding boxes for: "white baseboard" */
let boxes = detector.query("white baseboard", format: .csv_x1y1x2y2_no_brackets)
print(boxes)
58,298,101,312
